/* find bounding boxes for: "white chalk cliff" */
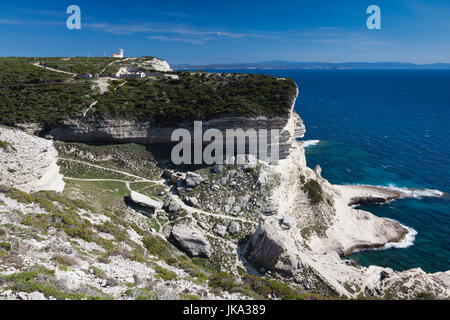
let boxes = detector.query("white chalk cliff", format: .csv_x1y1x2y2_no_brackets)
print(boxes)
0,127,65,193
245,90,449,298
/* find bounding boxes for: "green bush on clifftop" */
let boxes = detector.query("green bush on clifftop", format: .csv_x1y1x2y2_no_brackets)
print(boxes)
0,58,297,128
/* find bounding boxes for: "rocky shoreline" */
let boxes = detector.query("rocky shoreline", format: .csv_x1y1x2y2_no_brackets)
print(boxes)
334,185,402,206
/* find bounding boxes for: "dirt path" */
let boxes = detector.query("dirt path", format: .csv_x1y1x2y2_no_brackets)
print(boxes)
32,62,77,77
61,158,257,225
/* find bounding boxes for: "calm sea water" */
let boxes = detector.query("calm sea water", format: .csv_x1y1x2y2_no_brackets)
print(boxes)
202,69,450,273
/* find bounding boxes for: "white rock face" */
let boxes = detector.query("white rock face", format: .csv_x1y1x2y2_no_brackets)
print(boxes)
0,126,65,193
27,291,47,300
149,58,173,72
129,191,163,209
170,224,211,258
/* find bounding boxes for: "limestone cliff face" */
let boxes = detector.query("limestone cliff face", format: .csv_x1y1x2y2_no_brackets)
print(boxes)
48,89,304,160
0,126,65,193
243,95,449,298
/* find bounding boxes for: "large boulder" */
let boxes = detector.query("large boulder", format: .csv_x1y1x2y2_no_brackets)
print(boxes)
246,220,299,277
162,169,185,185
185,172,204,188
211,165,224,174
247,222,285,271
228,222,240,235
185,197,198,207
170,224,211,258
163,196,181,213
280,216,294,229
129,191,163,210
213,225,227,237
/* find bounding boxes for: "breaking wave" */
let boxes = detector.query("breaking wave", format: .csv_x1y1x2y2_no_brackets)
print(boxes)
385,184,444,199
383,221,418,250
302,140,320,148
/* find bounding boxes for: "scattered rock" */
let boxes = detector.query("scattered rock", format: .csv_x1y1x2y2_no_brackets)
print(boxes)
232,206,241,215
314,165,322,176
106,277,119,287
226,170,236,178
162,169,185,185
257,174,267,187
211,165,224,174
185,197,198,207
244,154,258,169
261,199,277,216
213,225,227,237
237,195,250,206
226,196,236,206
17,292,28,300
163,196,181,213
170,224,211,258
197,221,209,230
228,222,240,235
185,172,204,188
162,225,173,239
280,216,293,229
28,291,46,300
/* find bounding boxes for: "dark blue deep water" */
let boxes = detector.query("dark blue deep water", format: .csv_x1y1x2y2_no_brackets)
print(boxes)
202,69,450,273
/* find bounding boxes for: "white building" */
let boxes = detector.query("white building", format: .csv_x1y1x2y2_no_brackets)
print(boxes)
112,49,124,58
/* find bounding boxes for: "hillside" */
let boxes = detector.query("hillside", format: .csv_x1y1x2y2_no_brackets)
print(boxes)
0,57,297,129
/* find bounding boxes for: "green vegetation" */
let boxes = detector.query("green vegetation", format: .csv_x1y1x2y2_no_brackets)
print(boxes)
179,293,201,300
0,140,10,150
302,180,323,204
208,273,330,300
0,58,297,128
63,180,130,211
53,254,77,267
129,182,166,201
95,72,297,124
0,241,11,252
0,265,109,300
56,142,163,180
89,266,107,279
37,57,116,76
0,58,92,126
154,265,178,281
415,291,436,300
142,235,176,263
59,160,137,181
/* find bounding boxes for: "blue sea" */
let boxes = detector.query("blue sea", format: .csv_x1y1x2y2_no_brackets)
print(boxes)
203,68,450,273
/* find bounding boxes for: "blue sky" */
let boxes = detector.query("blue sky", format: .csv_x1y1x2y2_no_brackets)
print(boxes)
1,0,449,64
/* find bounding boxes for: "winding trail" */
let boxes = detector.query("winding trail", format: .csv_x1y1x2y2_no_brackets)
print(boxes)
61,158,257,226
32,62,77,77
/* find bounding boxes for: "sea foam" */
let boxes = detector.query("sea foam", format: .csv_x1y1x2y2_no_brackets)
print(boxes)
302,140,320,148
383,220,418,250
385,184,444,198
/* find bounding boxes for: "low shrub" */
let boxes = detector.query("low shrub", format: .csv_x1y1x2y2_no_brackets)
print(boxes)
302,180,323,204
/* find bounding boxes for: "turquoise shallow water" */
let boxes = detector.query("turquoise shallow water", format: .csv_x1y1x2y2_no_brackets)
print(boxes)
201,69,450,273
305,140,449,273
